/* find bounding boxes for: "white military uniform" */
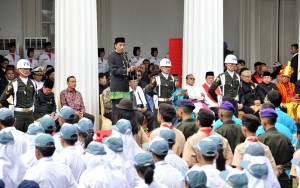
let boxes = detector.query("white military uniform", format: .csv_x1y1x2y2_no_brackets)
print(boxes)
23,157,78,188
38,52,55,69
27,58,40,68
129,56,142,67
165,150,189,173
190,164,228,187
5,53,20,66
154,161,185,188
148,56,161,66
54,146,87,182
98,58,109,73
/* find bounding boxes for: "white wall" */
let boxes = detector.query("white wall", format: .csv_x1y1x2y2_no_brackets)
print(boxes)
109,0,184,58
0,0,23,55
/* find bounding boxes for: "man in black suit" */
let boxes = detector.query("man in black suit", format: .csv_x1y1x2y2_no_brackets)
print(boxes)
0,66,15,95
290,43,298,83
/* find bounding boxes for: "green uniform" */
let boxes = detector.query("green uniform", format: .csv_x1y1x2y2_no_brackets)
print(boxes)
208,71,240,102
175,118,198,140
258,127,294,166
215,119,245,153
0,78,35,132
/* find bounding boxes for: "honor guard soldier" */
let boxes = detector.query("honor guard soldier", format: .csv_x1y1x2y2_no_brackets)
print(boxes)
98,48,109,74
0,59,35,132
108,37,136,123
209,54,241,105
148,47,161,66
38,42,55,69
129,46,142,67
26,48,39,68
5,42,20,66
145,58,175,127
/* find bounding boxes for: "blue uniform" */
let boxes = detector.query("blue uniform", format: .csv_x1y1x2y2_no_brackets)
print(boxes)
213,115,242,130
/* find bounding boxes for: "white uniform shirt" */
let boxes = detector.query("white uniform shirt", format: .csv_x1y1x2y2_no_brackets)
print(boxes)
98,58,109,73
79,157,128,188
24,157,77,188
27,58,40,68
136,181,168,188
129,85,148,107
38,52,55,69
54,146,87,182
53,132,63,153
5,53,20,66
34,80,44,93
148,56,160,66
0,142,26,188
185,84,217,112
154,161,185,188
190,164,228,188
165,150,188,173
0,127,27,156
129,56,142,66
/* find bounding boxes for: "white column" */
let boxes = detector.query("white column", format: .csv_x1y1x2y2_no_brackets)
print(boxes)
55,0,99,128
182,0,223,87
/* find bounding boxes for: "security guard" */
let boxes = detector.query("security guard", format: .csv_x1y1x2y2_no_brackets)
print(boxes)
145,58,175,127
129,46,142,67
209,54,240,105
0,59,35,132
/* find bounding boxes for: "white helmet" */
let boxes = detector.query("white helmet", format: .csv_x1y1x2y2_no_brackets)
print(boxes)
17,59,31,69
160,58,172,67
224,55,238,64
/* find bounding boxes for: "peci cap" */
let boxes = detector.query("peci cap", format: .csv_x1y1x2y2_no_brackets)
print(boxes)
134,152,155,167
194,137,217,157
260,108,278,118
114,37,125,44
149,137,169,155
45,66,55,77
26,123,45,135
244,143,265,156
110,119,132,134
185,170,207,187
205,71,214,78
262,71,271,77
103,136,123,152
219,169,248,187
224,54,238,64
18,180,40,188
0,108,14,121
60,124,78,140
86,141,106,155
0,131,14,144
57,106,76,120
160,129,176,144
178,99,195,110
241,160,268,179
219,101,236,113
39,115,55,132
35,134,55,148
77,118,94,133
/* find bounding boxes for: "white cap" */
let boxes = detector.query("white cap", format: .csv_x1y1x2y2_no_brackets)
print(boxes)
16,59,31,69
160,58,172,67
224,54,238,64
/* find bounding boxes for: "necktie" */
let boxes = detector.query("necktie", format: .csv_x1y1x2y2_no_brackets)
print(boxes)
11,54,15,61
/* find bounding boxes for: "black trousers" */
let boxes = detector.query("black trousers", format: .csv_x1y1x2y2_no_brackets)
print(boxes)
14,111,34,132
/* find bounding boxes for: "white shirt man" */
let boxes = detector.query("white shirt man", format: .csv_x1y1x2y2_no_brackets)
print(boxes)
185,74,217,113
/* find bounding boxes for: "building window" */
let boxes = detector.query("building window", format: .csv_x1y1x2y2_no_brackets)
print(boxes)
42,0,55,46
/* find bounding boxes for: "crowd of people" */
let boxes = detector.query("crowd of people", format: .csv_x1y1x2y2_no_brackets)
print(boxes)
0,38,300,187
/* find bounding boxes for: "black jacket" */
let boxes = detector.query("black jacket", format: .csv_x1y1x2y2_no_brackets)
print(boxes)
34,89,56,119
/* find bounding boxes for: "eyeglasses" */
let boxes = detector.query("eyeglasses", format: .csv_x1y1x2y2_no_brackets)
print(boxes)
188,78,195,80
